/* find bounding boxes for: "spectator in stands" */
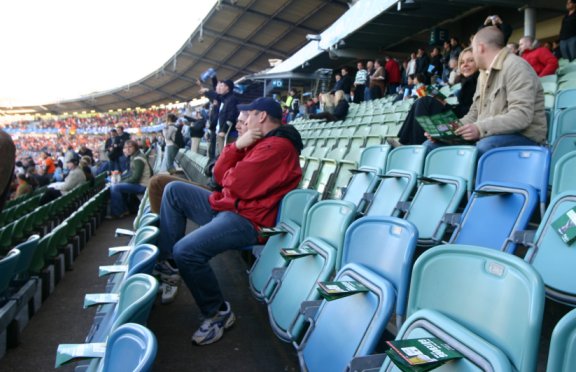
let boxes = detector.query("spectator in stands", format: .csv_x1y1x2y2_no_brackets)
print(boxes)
352,61,368,103
429,46,443,80
552,40,562,59
155,97,302,345
107,140,152,219
285,88,300,123
38,151,56,185
364,60,375,101
560,0,576,61
189,110,206,154
105,129,122,172
385,56,402,95
415,48,431,84
398,47,479,145
507,42,520,55
450,37,462,60
519,35,559,77
78,144,93,161
202,80,239,156
206,98,220,161
40,156,86,205
406,52,417,82
423,26,547,155
309,90,349,122
333,67,352,101
116,126,130,172
441,41,452,82
13,172,35,200
161,114,179,173
369,59,386,99
446,57,459,85
0,129,16,211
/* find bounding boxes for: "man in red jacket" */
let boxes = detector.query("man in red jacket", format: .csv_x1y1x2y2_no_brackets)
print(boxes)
384,56,402,95
519,35,559,77
157,97,303,346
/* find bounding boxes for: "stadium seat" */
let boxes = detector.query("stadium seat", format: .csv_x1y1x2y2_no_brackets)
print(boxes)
0,249,20,304
524,192,576,306
384,145,426,175
108,226,160,262
249,189,319,300
551,151,576,198
101,244,159,294
84,273,159,343
546,308,576,372
340,216,418,328
115,213,159,239
56,322,157,371
353,309,512,372
296,263,396,372
357,245,544,372
475,146,550,217
266,200,356,341
447,182,538,253
400,147,476,245
9,235,40,285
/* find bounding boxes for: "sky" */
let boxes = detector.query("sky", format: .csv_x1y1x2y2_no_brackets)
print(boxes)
0,0,217,107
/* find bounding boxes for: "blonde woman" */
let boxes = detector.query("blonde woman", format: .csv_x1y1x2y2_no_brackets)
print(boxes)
310,90,349,122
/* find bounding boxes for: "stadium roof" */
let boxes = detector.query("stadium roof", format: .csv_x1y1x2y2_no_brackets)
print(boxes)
1,0,350,115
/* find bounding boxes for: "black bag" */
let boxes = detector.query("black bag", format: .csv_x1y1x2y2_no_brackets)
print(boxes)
172,124,185,148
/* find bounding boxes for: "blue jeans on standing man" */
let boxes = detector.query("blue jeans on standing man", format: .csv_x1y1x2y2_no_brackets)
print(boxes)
110,182,146,217
158,181,258,318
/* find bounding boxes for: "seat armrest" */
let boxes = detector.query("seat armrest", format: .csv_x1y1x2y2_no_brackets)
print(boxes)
83,293,119,309
300,300,322,319
108,246,131,256
98,265,128,277
55,342,106,368
114,228,135,237
347,353,387,372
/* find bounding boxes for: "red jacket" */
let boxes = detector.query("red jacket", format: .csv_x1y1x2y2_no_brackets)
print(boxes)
385,59,402,84
521,47,559,77
210,130,302,229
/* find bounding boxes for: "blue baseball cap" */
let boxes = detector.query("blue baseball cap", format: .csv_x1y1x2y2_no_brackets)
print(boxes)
237,97,283,121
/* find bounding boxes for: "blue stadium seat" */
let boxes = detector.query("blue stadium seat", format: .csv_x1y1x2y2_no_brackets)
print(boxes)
448,182,538,253
296,263,396,372
475,146,550,217
249,189,319,300
340,216,418,327
546,308,576,372
551,151,576,198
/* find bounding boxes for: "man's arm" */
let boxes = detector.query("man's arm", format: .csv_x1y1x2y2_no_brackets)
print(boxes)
537,48,559,77
474,61,539,138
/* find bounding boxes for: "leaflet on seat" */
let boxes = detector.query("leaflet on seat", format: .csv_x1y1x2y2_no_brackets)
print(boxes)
385,337,463,371
55,342,106,368
83,293,120,308
552,206,576,245
280,246,316,261
316,280,369,301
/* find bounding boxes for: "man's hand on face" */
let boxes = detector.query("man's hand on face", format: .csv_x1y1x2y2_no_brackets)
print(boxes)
235,128,263,150
455,124,480,141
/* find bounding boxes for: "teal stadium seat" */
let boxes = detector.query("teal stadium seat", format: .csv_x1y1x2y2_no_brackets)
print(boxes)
546,308,576,372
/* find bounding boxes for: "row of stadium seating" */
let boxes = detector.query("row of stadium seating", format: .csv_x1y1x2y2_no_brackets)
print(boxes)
0,174,108,359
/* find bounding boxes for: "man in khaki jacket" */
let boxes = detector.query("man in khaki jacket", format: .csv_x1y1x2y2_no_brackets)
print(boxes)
425,26,547,155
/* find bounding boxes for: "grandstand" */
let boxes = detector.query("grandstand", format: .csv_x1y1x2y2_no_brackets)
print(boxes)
2,1,576,371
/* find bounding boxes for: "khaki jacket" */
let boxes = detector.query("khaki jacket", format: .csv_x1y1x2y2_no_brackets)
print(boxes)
461,48,547,144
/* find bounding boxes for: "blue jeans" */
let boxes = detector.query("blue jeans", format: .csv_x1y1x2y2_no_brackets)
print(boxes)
423,134,539,157
560,36,576,61
161,145,178,172
110,183,146,216
158,181,258,317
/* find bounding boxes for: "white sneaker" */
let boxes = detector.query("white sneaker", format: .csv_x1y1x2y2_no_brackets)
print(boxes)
160,282,178,304
191,302,235,345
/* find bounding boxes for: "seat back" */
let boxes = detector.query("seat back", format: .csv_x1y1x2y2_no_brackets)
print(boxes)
549,105,576,145
552,150,576,198
249,191,320,299
134,213,159,231
526,192,576,305
424,146,477,194
404,175,467,243
299,263,396,372
365,170,419,217
359,145,390,175
408,245,545,372
450,182,538,253
550,134,576,188
110,274,159,332
341,217,418,321
11,234,40,282
385,145,425,174
0,249,20,300
101,323,157,372
268,238,337,341
301,200,357,271
133,226,160,246
127,244,159,277
475,146,550,213
380,309,513,372
546,308,576,372
341,167,379,210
